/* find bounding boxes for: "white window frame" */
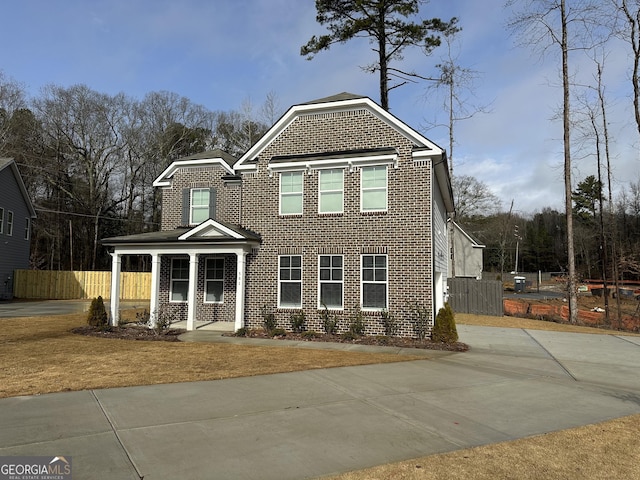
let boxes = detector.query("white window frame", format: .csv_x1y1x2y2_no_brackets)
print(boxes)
360,165,388,212
6,211,13,236
204,257,224,304
190,188,210,225
0,208,4,234
24,217,30,240
278,255,302,308
279,171,303,215
318,168,344,214
361,254,388,310
170,257,189,303
318,255,344,309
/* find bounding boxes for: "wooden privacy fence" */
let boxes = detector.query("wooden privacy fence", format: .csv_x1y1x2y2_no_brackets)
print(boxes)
13,270,151,300
447,277,504,317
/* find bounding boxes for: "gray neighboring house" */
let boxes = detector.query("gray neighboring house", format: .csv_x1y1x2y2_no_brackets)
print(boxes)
449,220,485,280
0,158,36,299
103,93,454,337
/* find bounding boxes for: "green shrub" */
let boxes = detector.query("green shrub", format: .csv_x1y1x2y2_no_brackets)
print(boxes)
261,306,277,334
87,296,108,329
348,309,365,336
270,328,287,337
321,304,339,335
432,303,458,343
290,311,305,333
235,327,248,337
380,309,398,337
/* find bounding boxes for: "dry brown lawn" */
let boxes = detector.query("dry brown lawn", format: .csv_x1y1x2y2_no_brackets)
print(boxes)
2,310,639,479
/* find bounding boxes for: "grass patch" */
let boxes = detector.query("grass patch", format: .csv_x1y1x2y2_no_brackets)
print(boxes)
0,313,411,399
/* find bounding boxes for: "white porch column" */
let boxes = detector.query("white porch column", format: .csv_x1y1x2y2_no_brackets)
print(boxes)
186,253,199,331
235,250,248,332
149,253,161,328
109,252,121,326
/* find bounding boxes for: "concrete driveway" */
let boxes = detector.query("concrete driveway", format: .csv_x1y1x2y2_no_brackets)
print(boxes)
0,325,638,479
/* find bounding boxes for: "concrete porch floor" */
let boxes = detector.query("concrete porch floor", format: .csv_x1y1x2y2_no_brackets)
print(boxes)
171,320,235,332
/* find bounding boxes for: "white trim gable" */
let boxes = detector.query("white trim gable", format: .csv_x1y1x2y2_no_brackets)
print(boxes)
233,96,443,172
153,157,234,187
178,219,245,240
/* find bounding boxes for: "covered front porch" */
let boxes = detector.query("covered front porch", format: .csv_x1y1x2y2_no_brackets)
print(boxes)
102,220,260,332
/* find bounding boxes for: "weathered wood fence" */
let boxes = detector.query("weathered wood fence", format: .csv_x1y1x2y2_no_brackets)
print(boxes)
13,270,151,300
447,277,504,317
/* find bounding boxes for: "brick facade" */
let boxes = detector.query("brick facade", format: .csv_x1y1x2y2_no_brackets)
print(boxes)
149,95,451,337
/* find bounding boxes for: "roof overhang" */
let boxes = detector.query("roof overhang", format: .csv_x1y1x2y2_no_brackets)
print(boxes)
153,157,235,187
0,158,37,218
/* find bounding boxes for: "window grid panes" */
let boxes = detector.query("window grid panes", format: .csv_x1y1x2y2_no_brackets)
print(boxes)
361,166,387,211
280,172,303,215
279,255,302,308
319,169,344,214
319,255,343,309
362,255,387,309
170,258,189,302
190,188,210,225
205,258,224,303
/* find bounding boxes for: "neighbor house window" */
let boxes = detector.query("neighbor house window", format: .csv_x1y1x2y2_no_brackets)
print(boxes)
0,208,3,234
319,169,343,214
361,166,387,212
280,172,303,215
205,257,224,303
170,258,189,302
279,255,302,308
190,188,210,224
319,255,343,309
6,211,13,236
361,255,387,309
24,218,30,240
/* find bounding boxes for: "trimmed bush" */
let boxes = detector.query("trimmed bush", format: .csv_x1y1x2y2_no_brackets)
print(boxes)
87,296,108,329
290,311,305,333
261,306,277,334
432,302,458,343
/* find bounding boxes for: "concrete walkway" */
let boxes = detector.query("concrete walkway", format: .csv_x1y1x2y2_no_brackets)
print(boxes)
1,325,639,479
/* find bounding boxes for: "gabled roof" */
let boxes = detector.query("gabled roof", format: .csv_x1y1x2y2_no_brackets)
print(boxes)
0,158,37,218
450,220,486,248
153,149,237,187
233,93,444,172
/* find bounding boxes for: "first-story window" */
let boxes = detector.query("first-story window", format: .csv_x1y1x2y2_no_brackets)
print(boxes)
361,255,387,309
279,255,302,308
319,255,343,309
205,257,224,303
170,258,189,302
280,171,303,215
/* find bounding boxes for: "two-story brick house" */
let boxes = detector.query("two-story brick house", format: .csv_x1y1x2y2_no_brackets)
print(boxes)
103,93,454,337
0,158,37,299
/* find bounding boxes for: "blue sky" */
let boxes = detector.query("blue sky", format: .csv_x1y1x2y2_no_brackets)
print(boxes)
2,0,638,214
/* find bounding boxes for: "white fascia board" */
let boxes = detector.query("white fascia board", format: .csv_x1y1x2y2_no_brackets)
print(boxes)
267,152,398,176
178,219,244,240
234,96,443,171
153,158,234,187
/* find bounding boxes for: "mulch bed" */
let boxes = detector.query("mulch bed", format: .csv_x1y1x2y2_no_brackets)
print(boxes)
72,325,185,342
226,330,469,352
72,325,469,351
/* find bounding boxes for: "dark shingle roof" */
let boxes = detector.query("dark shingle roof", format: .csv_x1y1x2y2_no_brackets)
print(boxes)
101,223,261,245
177,149,237,168
303,92,367,105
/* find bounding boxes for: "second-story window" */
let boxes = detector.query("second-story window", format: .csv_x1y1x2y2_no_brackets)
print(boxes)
24,218,30,240
6,211,13,236
190,189,210,224
280,172,303,215
0,208,4,234
318,169,344,214
361,166,387,212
